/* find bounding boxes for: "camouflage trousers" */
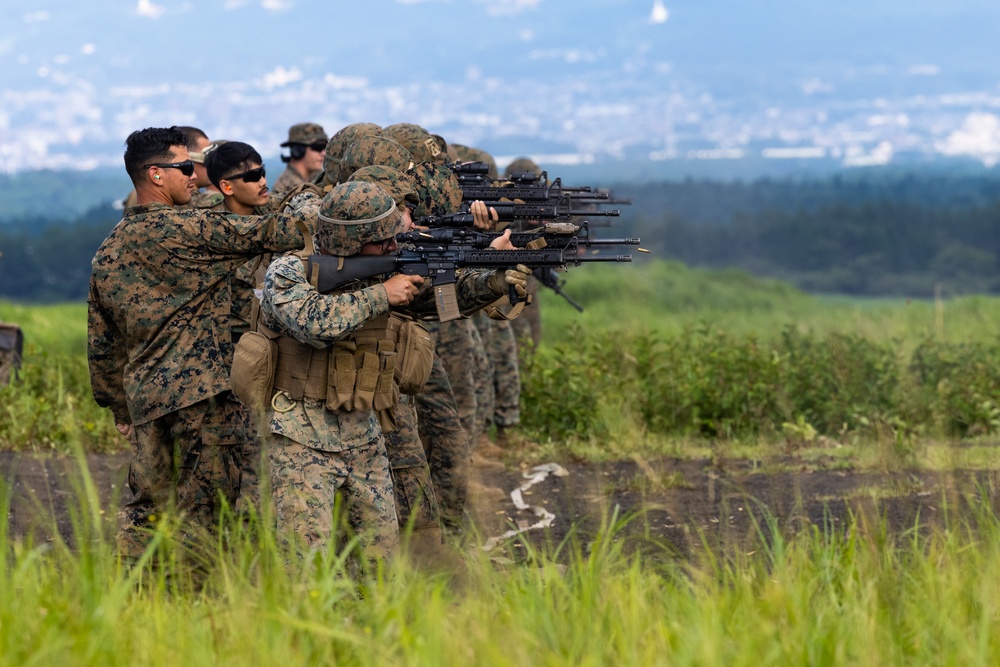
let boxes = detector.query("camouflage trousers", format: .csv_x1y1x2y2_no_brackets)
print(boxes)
486,317,521,428
426,319,480,440
117,392,245,559
470,311,496,437
266,434,398,564
509,275,541,348
384,396,441,539
413,357,470,531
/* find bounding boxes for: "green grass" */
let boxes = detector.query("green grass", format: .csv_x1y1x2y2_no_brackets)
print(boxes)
5,470,1000,666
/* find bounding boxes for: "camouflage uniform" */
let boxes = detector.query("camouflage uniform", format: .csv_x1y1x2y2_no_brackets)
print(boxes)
417,325,473,529
321,123,384,188
384,123,449,166
258,182,511,560
88,202,308,558
503,157,544,346
274,123,328,196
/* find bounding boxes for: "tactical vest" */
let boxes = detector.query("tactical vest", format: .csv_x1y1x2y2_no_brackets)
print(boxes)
230,221,433,434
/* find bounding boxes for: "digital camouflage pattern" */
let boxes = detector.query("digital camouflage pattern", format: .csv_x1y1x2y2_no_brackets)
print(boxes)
425,319,479,439
88,202,308,426
268,433,398,562
384,123,448,166
322,123,384,185
117,393,245,559
317,181,405,255
408,162,463,218
337,135,414,186
385,396,442,536
259,248,508,555
347,165,419,208
272,165,309,198
414,351,470,530
471,311,497,438
281,122,328,147
485,317,522,427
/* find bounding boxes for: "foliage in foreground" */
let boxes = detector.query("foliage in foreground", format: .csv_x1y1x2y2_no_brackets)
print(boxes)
4,471,1000,666
520,322,1000,445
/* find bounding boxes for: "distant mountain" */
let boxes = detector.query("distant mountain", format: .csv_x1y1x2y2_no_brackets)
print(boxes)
1,0,999,175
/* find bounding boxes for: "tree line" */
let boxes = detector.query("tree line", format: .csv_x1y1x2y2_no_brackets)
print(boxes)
1,170,999,302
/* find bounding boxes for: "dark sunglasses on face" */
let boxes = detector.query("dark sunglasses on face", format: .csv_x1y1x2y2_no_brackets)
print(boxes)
144,160,195,176
223,166,266,183
308,142,327,152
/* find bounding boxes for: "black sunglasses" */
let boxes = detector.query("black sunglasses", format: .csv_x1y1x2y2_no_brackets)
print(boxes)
308,142,327,152
144,160,195,176
223,166,266,183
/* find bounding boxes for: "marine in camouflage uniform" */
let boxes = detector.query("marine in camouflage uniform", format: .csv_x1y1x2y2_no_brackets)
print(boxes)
273,123,328,197
316,122,384,190
204,140,299,514
88,126,309,559
258,181,525,561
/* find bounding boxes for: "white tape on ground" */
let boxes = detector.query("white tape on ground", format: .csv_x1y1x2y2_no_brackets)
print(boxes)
482,463,568,552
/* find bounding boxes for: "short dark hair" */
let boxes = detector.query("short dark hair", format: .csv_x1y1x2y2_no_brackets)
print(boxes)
205,141,264,190
177,126,208,150
124,126,188,185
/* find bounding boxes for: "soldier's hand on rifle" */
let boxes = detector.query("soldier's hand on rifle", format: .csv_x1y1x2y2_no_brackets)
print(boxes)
488,228,517,250
470,200,499,230
505,264,531,298
383,274,424,306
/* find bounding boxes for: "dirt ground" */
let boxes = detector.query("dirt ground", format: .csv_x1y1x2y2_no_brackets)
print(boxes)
5,449,1000,560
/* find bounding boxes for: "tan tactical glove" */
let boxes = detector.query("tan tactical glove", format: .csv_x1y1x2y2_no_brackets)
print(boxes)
508,263,531,297
488,263,531,298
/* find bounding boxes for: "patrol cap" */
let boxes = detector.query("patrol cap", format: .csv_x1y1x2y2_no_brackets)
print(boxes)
324,122,384,180
408,162,463,218
347,165,419,208
384,123,447,165
316,181,405,255
189,139,228,165
337,135,414,185
281,122,328,147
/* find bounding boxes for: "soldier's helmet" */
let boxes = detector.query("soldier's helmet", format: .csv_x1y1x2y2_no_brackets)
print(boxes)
316,181,405,255
324,122,384,181
347,165,419,209
408,162,463,218
450,144,499,180
338,135,414,185
281,122,328,147
384,123,448,166
503,156,542,179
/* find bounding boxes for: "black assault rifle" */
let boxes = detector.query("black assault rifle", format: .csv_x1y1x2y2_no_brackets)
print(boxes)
305,223,639,322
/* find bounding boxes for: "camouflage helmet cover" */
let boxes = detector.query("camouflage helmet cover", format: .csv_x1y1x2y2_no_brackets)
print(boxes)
324,122,384,179
503,156,542,178
384,123,447,165
337,135,414,185
281,122,328,147
347,165,419,208
408,162,463,218
316,181,405,255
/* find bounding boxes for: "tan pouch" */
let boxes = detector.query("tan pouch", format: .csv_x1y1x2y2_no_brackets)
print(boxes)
231,331,278,413
395,319,434,395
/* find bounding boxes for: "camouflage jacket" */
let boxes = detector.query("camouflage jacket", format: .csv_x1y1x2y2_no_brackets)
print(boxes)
88,202,313,425
272,166,308,199
259,255,507,452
